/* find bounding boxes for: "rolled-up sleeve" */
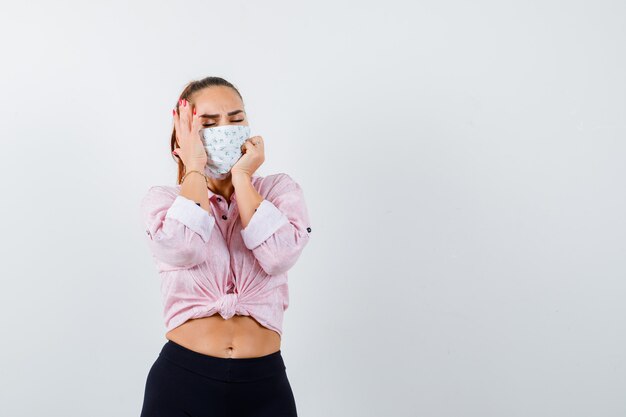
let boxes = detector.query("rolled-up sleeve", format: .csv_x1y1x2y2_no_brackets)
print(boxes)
240,174,312,275
141,186,216,269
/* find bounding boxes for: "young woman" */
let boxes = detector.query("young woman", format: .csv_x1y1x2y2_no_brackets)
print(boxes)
139,76,312,417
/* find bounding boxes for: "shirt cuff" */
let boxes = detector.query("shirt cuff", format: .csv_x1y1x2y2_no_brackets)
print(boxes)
165,195,215,242
240,199,290,249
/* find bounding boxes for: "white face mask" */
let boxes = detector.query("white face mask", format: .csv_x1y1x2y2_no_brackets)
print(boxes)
200,124,251,179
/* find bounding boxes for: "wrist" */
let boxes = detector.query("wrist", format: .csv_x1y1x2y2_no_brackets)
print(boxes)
181,170,208,186
186,165,206,173
231,171,251,184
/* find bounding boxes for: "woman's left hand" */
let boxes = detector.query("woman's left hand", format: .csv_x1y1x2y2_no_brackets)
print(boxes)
231,135,265,178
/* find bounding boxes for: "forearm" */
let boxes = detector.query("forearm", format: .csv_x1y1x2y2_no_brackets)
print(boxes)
180,169,212,214
233,173,263,228
236,173,312,275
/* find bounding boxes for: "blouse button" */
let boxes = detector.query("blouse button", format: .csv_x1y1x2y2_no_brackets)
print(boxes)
307,227,311,233
221,214,227,220
217,197,222,202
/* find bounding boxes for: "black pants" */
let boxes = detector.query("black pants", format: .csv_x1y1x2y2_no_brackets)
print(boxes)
140,340,298,417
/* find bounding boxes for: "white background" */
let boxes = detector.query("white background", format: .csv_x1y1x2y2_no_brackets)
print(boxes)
0,1,625,416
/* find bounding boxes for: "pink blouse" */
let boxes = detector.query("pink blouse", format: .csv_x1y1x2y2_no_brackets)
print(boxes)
140,173,312,337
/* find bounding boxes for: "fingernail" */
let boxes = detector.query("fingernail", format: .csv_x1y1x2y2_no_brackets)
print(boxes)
183,99,187,107
172,109,176,116
193,107,196,115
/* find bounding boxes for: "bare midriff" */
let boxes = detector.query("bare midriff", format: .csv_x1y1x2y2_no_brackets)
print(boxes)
165,314,281,359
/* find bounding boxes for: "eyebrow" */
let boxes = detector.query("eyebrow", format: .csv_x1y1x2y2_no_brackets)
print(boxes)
198,109,245,118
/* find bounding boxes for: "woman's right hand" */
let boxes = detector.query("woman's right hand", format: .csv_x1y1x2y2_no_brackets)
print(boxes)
173,98,207,171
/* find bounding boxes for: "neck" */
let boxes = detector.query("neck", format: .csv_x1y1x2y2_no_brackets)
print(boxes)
207,175,235,201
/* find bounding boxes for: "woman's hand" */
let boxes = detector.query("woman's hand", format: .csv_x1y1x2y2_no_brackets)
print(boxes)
172,99,207,171
231,135,265,179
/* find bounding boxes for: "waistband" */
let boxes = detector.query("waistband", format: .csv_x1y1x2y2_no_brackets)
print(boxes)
159,339,286,382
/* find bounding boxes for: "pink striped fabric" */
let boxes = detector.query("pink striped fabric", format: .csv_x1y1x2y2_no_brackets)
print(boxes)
140,173,312,337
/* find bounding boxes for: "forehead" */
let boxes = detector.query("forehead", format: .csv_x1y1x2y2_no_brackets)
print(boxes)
191,86,243,111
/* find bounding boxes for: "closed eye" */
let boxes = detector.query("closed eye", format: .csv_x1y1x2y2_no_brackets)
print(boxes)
203,119,245,127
